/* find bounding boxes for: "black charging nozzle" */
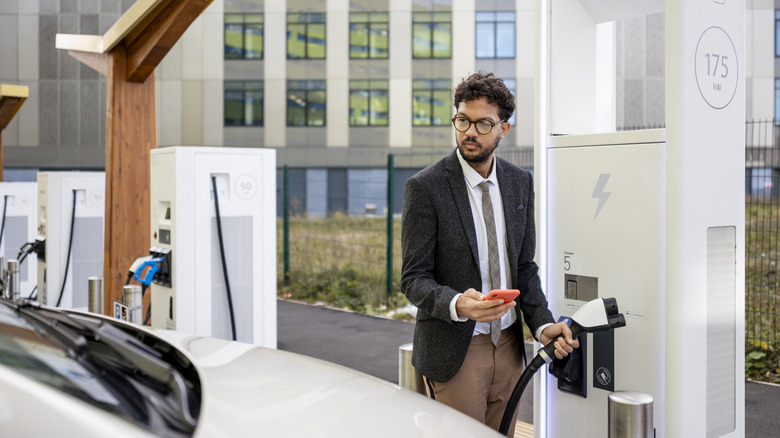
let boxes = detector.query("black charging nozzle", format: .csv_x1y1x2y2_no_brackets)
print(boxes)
498,297,627,436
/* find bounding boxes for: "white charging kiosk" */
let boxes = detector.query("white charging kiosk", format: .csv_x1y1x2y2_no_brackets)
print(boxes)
0,183,37,296
36,172,106,310
535,1,745,437
149,147,277,348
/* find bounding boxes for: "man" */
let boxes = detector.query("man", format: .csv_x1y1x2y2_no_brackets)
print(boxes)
400,72,577,435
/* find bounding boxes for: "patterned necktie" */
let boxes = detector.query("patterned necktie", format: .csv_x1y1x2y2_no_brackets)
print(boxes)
479,181,502,347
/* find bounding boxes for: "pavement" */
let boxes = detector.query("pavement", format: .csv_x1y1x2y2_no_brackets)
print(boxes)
277,299,779,436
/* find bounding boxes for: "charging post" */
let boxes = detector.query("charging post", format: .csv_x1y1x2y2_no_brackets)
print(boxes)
534,1,745,437
149,147,277,348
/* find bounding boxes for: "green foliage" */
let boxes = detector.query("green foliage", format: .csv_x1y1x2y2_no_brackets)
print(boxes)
745,340,780,384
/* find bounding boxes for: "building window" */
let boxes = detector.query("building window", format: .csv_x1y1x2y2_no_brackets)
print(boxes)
287,13,326,59
412,79,451,126
349,80,389,126
776,11,780,57
350,12,389,59
287,80,326,126
225,14,263,60
224,81,264,126
412,12,452,59
476,12,515,59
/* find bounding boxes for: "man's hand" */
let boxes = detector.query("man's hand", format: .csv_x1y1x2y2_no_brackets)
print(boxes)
455,288,515,322
540,322,580,360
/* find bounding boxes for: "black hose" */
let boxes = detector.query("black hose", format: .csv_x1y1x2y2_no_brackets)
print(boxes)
55,190,77,308
211,174,237,341
499,353,548,435
0,195,8,254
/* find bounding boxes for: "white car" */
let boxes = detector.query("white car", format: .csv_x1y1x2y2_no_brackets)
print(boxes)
0,297,503,437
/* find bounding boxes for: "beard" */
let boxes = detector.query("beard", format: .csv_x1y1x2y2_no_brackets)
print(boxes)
457,134,501,165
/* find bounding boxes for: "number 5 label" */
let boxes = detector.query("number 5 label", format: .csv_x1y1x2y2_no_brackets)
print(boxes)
695,26,738,110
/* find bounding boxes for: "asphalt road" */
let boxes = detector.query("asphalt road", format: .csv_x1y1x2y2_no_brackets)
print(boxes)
277,299,780,435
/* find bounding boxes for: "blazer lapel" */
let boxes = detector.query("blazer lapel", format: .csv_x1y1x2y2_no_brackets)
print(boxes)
445,151,480,266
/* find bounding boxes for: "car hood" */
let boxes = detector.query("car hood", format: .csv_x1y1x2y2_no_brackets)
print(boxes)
153,330,503,438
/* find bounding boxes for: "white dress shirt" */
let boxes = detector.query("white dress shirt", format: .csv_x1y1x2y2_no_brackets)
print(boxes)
449,149,518,335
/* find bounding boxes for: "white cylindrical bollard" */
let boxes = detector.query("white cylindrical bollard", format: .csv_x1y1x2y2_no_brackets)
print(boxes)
88,277,104,314
608,391,654,438
399,343,415,391
122,284,142,324
6,259,19,300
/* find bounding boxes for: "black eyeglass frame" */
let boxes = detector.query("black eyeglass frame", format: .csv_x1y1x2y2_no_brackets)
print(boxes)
451,116,505,135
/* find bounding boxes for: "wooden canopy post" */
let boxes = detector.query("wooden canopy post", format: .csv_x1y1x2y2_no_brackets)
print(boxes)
0,84,29,182
56,0,213,316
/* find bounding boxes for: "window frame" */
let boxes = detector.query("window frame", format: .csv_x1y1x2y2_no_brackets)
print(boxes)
475,11,516,59
349,80,389,127
224,13,264,60
287,13,327,60
287,80,327,127
224,80,264,127
412,79,452,126
349,12,390,59
412,12,452,59
776,10,780,57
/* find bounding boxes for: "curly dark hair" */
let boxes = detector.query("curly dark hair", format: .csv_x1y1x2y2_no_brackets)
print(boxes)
453,71,515,122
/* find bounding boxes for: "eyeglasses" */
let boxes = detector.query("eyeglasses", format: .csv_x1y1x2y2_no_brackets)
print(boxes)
451,116,504,135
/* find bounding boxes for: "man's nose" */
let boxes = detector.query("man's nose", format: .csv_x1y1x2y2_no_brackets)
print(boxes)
465,121,480,136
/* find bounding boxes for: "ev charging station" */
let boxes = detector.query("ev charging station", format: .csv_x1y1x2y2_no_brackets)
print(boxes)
535,1,745,437
149,147,277,348
36,172,105,310
0,183,37,296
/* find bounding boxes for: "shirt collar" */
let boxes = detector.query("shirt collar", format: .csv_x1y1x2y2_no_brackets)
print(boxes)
456,147,498,189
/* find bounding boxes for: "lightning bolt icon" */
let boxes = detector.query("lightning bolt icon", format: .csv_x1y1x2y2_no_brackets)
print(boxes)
591,173,612,220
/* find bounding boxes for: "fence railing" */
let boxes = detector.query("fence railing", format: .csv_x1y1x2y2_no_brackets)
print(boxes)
278,126,779,348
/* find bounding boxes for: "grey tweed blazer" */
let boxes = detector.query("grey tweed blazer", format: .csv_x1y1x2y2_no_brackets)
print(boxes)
400,149,554,382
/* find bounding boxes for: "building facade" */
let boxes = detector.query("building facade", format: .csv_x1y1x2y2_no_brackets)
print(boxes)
0,0,775,173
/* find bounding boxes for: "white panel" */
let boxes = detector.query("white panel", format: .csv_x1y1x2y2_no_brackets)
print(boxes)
327,79,349,148
550,0,598,134
516,9,535,78
264,79,286,147
202,80,224,146
201,7,225,80
389,79,412,148
181,13,204,80
451,0,475,82
159,80,183,147
546,141,665,438
707,226,736,437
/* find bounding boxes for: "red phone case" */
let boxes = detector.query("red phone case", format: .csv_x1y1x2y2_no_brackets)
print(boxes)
485,289,520,303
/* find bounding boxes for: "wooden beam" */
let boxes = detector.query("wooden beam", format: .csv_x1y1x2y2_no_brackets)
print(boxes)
0,97,22,131
125,0,213,82
102,44,156,316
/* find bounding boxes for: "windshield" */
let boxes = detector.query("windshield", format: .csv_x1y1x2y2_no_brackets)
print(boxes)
0,299,200,437
0,303,138,422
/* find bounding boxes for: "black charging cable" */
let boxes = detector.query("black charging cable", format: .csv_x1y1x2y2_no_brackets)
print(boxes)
0,195,8,254
211,174,237,341
55,190,77,308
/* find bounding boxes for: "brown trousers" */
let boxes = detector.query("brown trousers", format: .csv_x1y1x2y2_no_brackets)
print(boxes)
424,328,525,437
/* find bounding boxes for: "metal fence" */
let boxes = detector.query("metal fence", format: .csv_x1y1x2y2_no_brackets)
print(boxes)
278,131,779,348
745,120,780,347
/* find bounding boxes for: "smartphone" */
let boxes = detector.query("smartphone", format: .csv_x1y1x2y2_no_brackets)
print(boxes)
485,289,520,303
